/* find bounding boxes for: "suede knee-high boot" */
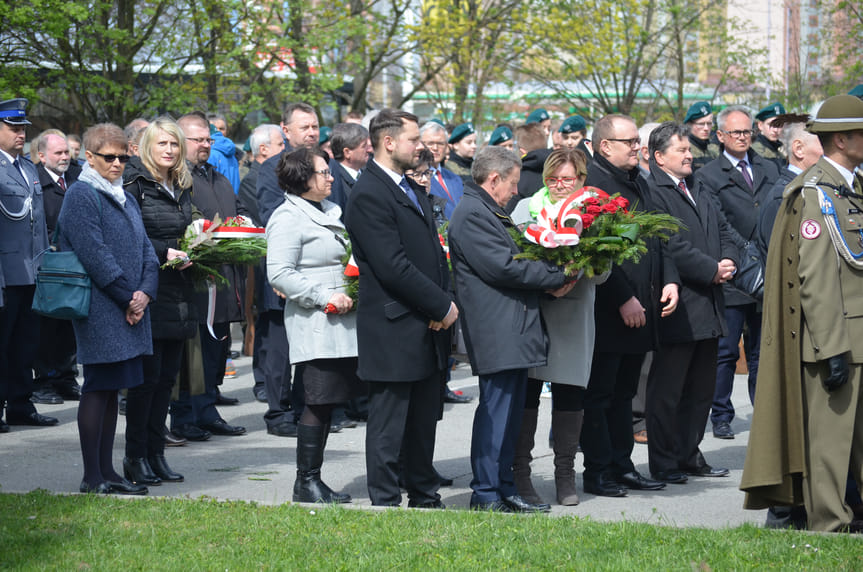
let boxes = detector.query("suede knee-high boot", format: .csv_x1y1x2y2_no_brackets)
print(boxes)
294,423,351,503
552,410,584,506
512,408,543,504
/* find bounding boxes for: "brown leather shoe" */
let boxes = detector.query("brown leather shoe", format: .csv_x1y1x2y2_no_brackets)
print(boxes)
633,429,648,444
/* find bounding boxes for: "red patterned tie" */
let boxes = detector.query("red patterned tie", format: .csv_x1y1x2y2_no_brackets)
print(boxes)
58,176,66,191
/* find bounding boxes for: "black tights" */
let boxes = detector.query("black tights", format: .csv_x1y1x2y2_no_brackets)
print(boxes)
299,403,334,427
78,390,122,487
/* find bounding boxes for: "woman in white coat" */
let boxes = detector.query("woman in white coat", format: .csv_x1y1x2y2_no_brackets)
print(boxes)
267,147,362,504
513,148,608,506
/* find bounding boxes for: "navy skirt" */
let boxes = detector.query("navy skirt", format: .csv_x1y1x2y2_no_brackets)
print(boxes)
82,356,145,393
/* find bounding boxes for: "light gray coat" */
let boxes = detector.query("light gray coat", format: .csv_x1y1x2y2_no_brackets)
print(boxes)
266,194,357,364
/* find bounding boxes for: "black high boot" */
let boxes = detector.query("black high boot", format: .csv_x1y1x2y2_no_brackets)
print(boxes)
148,454,185,482
123,457,162,486
293,423,351,503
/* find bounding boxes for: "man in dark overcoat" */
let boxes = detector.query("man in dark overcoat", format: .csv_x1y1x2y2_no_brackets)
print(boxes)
344,108,458,508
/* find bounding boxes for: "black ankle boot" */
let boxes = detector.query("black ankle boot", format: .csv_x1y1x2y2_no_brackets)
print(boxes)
148,454,184,482
123,457,162,486
293,423,351,503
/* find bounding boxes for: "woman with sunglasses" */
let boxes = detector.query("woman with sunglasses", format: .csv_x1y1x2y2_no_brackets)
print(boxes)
121,117,196,487
267,147,363,503
57,123,159,495
513,148,609,506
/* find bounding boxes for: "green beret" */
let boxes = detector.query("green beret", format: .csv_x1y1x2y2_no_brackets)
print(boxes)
683,101,712,124
849,84,863,99
319,126,332,144
489,126,513,146
209,123,220,136
559,115,587,134
755,102,786,122
448,122,475,144
526,108,550,124
806,95,863,133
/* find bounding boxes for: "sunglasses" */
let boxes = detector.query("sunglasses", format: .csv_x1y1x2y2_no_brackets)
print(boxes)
92,151,131,164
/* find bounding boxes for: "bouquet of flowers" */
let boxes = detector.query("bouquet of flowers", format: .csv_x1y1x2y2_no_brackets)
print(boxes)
511,186,681,278
161,215,267,287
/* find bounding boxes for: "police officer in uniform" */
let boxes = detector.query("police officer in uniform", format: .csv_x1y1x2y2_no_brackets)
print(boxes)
0,98,59,431
741,94,863,533
684,101,720,173
751,102,787,169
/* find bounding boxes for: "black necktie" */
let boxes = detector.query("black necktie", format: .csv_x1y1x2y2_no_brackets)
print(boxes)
400,177,424,215
11,158,28,189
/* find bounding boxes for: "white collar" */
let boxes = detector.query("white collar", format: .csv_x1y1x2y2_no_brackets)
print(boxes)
823,156,855,189
373,159,405,187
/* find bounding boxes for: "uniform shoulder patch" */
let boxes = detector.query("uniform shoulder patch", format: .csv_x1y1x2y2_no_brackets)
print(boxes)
801,218,821,239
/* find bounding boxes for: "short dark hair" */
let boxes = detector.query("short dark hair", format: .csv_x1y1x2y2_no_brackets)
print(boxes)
281,102,316,126
648,121,690,158
277,147,329,196
592,114,634,148
416,148,434,166
369,108,418,151
331,122,369,161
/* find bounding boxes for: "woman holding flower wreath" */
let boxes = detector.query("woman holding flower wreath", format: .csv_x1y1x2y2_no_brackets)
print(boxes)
267,147,362,503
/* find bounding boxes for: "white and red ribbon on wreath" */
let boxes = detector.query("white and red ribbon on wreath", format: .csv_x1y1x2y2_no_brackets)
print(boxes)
524,186,610,248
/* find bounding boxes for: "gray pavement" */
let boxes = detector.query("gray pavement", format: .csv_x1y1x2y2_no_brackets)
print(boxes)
0,344,765,529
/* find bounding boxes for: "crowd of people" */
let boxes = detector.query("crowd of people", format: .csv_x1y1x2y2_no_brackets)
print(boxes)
1,86,863,532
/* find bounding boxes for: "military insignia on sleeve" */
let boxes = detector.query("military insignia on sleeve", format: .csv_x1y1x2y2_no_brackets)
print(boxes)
801,219,821,239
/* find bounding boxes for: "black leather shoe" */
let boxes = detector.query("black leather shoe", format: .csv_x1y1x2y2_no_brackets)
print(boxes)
444,388,472,404
267,421,298,437
712,421,735,439
683,464,729,477
470,500,513,512
408,499,446,509
502,494,552,513
584,474,628,497
215,394,240,406
7,412,59,426
30,388,64,405
253,387,268,403
172,424,212,441
651,470,688,484
148,454,184,482
79,480,111,494
616,471,666,491
199,420,247,436
55,384,82,401
163,426,187,447
0,419,9,433
123,457,162,486
106,477,148,495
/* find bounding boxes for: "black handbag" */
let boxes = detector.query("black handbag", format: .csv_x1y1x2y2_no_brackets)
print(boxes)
732,240,764,301
31,187,100,319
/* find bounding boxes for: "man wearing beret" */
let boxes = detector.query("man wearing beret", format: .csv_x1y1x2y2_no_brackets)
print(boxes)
526,108,552,139
741,94,863,533
446,122,477,183
0,98,59,431
488,125,514,151
751,102,787,169
684,101,720,173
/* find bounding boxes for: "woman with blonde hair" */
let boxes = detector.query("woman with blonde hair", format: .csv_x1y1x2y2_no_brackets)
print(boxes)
122,117,197,487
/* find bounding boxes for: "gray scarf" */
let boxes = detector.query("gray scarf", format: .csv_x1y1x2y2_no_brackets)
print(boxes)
79,162,126,206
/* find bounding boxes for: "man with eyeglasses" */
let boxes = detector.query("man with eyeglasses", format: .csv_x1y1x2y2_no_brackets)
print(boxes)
684,101,720,173
0,98,59,431
170,112,248,441
420,121,464,220
694,104,780,442
751,102,787,170
581,114,680,493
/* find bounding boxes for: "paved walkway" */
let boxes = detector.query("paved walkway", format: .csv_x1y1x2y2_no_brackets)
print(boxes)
0,345,765,529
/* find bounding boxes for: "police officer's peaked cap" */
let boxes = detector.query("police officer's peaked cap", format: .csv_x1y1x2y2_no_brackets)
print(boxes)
0,99,31,126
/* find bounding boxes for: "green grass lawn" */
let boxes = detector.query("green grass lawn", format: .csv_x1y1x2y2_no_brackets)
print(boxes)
1,490,861,570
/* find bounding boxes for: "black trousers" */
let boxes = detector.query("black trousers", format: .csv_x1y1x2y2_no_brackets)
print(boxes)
126,339,184,458
0,285,39,419
581,351,646,481
646,339,718,475
365,372,443,506
33,316,79,390
255,310,304,427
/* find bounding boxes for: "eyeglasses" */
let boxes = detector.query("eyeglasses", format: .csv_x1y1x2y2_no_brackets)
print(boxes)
721,129,754,139
186,137,214,145
314,169,331,177
92,151,131,164
407,169,433,180
544,176,583,188
607,137,641,147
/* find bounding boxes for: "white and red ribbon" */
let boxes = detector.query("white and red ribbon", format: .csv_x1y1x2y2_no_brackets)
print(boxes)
523,186,610,248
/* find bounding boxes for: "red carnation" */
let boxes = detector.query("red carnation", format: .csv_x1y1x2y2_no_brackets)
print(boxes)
580,213,595,228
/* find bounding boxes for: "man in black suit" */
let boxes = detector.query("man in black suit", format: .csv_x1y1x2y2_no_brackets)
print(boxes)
328,122,371,213
693,105,780,440
32,132,82,404
345,108,458,508
646,122,737,484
